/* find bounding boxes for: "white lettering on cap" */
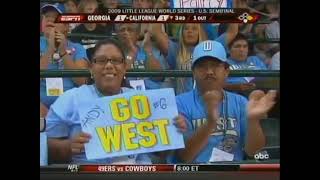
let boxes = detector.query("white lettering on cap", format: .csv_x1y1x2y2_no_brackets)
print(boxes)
203,41,212,51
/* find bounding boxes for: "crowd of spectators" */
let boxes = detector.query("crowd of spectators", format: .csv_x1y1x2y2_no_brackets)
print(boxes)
40,0,280,165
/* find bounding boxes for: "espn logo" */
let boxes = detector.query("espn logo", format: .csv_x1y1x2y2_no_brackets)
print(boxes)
58,15,82,22
254,151,270,160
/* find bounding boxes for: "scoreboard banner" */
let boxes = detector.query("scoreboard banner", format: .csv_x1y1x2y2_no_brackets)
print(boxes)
55,8,260,23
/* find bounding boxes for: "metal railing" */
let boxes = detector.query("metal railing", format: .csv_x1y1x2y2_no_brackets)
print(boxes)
40,69,280,78
40,32,280,43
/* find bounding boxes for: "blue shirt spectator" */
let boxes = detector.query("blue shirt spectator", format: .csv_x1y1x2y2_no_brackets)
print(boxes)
131,42,170,89
40,132,48,166
167,40,275,164
227,56,267,84
40,4,89,108
224,33,267,92
270,51,280,70
115,23,170,90
40,36,88,107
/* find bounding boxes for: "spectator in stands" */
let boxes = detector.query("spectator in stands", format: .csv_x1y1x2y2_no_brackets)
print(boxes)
63,0,80,32
45,38,152,164
265,18,280,66
153,0,174,36
224,33,267,92
245,0,279,66
247,0,279,19
170,40,277,163
230,1,255,38
252,22,279,67
40,2,66,32
132,0,155,39
64,0,79,13
265,0,279,19
101,0,119,9
151,23,238,94
158,0,234,42
78,0,98,13
97,0,119,33
115,23,171,90
269,51,279,70
132,0,153,8
71,0,113,59
251,23,269,63
40,102,48,118
265,20,279,40
40,4,89,108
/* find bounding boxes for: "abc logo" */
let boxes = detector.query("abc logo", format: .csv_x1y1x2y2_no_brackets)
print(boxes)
254,152,269,160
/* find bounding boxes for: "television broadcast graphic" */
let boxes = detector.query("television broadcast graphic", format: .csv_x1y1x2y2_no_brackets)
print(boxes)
40,0,280,179
55,8,260,23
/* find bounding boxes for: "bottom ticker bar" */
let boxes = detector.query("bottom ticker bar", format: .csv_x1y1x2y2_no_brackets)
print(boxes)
81,165,174,173
40,164,280,173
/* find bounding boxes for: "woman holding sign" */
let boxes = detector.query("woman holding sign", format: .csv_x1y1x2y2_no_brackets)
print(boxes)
45,38,152,164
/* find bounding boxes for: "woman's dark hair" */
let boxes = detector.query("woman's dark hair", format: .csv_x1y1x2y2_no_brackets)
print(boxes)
88,38,127,86
228,33,249,49
92,38,125,61
228,33,254,56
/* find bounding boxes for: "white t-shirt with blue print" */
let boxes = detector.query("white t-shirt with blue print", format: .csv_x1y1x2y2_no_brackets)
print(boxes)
227,56,267,84
168,88,248,164
45,85,152,164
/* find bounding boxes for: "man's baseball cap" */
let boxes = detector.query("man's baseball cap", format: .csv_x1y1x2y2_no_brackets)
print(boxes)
192,40,228,68
41,3,65,14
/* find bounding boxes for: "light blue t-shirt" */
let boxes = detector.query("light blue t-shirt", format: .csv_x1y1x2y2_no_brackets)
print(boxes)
167,33,227,95
270,52,280,70
40,132,48,166
168,88,248,163
40,36,88,108
45,84,152,164
227,56,267,84
127,42,171,89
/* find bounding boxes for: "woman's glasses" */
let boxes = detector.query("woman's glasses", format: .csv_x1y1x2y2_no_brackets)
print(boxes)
92,56,124,66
